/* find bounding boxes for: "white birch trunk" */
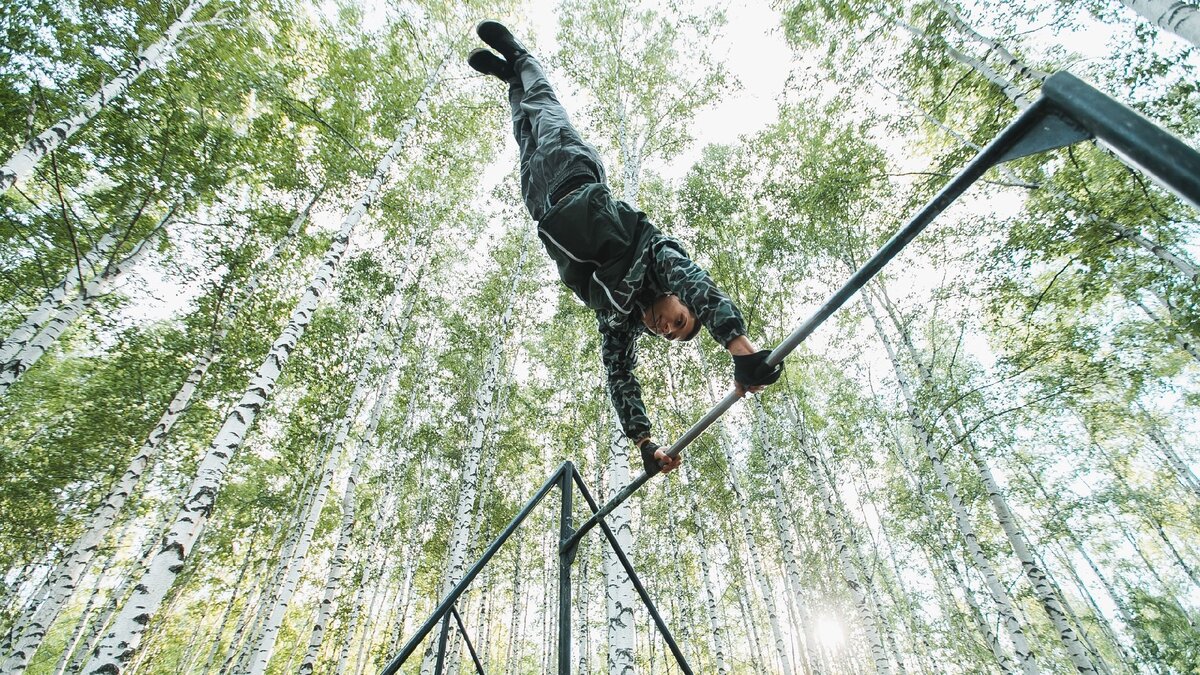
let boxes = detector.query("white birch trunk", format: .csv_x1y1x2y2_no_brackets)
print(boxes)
1113,224,1200,284
62,516,171,675
0,231,118,365
388,488,433,654
349,546,389,675
0,0,210,190
198,535,263,675
0,223,165,663
692,365,795,675
870,290,1098,672
863,299,1040,674
734,569,768,670
81,63,441,673
679,468,730,675
333,572,365,675
46,518,135,675
248,296,402,675
753,401,824,675
1143,416,1200,500
0,214,168,399
616,99,641,207
929,0,1049,81
1119,0,1200,48
847,456,940,674
1089,437,1200,589
795,425,892,675
897,19,1035,108
601,93,641,675
419,247,525,675
1132,296,1200,363
1048,542,1129,672
504,540,524,675
0,193,315,674
964,439,1099,673
723,443,795,675
298,296,410,674
884,421,1018,673
240,433,339,675
603,423,636,675
348,375,424,675
224,469,326,675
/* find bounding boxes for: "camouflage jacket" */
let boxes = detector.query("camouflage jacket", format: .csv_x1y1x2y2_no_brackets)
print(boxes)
536,183,746,440
597,235,747,440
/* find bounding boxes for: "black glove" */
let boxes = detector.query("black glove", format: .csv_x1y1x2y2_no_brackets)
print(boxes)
733,350,783,387
640,440,664,476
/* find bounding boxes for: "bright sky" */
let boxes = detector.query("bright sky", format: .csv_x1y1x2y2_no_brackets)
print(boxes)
477,0,795,190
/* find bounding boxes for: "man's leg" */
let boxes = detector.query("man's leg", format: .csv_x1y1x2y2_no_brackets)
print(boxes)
511,54,606,219
507,82,542,219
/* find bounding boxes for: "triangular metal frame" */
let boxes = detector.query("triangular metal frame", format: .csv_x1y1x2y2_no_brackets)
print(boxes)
381,462,694,675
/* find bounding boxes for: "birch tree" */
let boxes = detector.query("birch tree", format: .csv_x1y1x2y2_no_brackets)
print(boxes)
861,299,1042,674
81,61,443,674
0,207,173,398
1115,0,1200,48
867,293,1101,673
243,327,381,674
0,232,118,366
418,237,528,674
790,407,893,675
298,288,414,674
753,400,826,675
0,0,212,191
0,191,317,674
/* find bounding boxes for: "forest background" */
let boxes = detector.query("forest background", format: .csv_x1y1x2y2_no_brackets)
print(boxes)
0,0,1198,673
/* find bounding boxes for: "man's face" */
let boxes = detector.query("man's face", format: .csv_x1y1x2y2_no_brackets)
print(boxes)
641,294,696,342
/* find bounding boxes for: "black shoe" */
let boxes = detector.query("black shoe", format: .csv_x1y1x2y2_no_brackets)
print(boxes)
467,48,514,81
476,20,528,62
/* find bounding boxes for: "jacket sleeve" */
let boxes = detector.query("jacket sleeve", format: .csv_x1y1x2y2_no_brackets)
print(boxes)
651,240,747,346
597,312,651,440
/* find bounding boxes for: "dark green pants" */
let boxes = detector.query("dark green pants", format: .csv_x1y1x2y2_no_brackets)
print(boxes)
508,54,606,221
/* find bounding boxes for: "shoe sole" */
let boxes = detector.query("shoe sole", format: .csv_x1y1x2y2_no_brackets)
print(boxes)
467,48,513,79
475,20,526,57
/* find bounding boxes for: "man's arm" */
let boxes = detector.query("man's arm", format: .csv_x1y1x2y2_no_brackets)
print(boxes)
651,239,780,395
597,312,651,441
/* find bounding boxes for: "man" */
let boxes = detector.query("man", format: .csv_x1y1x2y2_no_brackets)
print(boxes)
468,21,781,475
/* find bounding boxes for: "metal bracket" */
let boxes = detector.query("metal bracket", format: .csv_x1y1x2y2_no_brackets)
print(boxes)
559,530,579,566
996,108,1092,164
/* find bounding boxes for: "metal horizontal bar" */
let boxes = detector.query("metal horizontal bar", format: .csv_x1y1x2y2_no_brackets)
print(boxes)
569,99,1055,545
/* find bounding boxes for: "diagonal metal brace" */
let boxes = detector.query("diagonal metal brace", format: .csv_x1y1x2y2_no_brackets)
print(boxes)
451,606,486,674
569,467,695,675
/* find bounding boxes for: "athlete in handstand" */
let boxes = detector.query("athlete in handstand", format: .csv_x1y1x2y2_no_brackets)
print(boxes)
468,21,781,476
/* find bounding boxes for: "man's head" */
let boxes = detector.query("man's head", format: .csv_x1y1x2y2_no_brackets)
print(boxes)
641,294,701,342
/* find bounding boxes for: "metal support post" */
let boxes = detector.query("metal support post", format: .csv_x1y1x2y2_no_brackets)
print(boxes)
433,610,452,675
567,467,695,675
558,463,575,674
